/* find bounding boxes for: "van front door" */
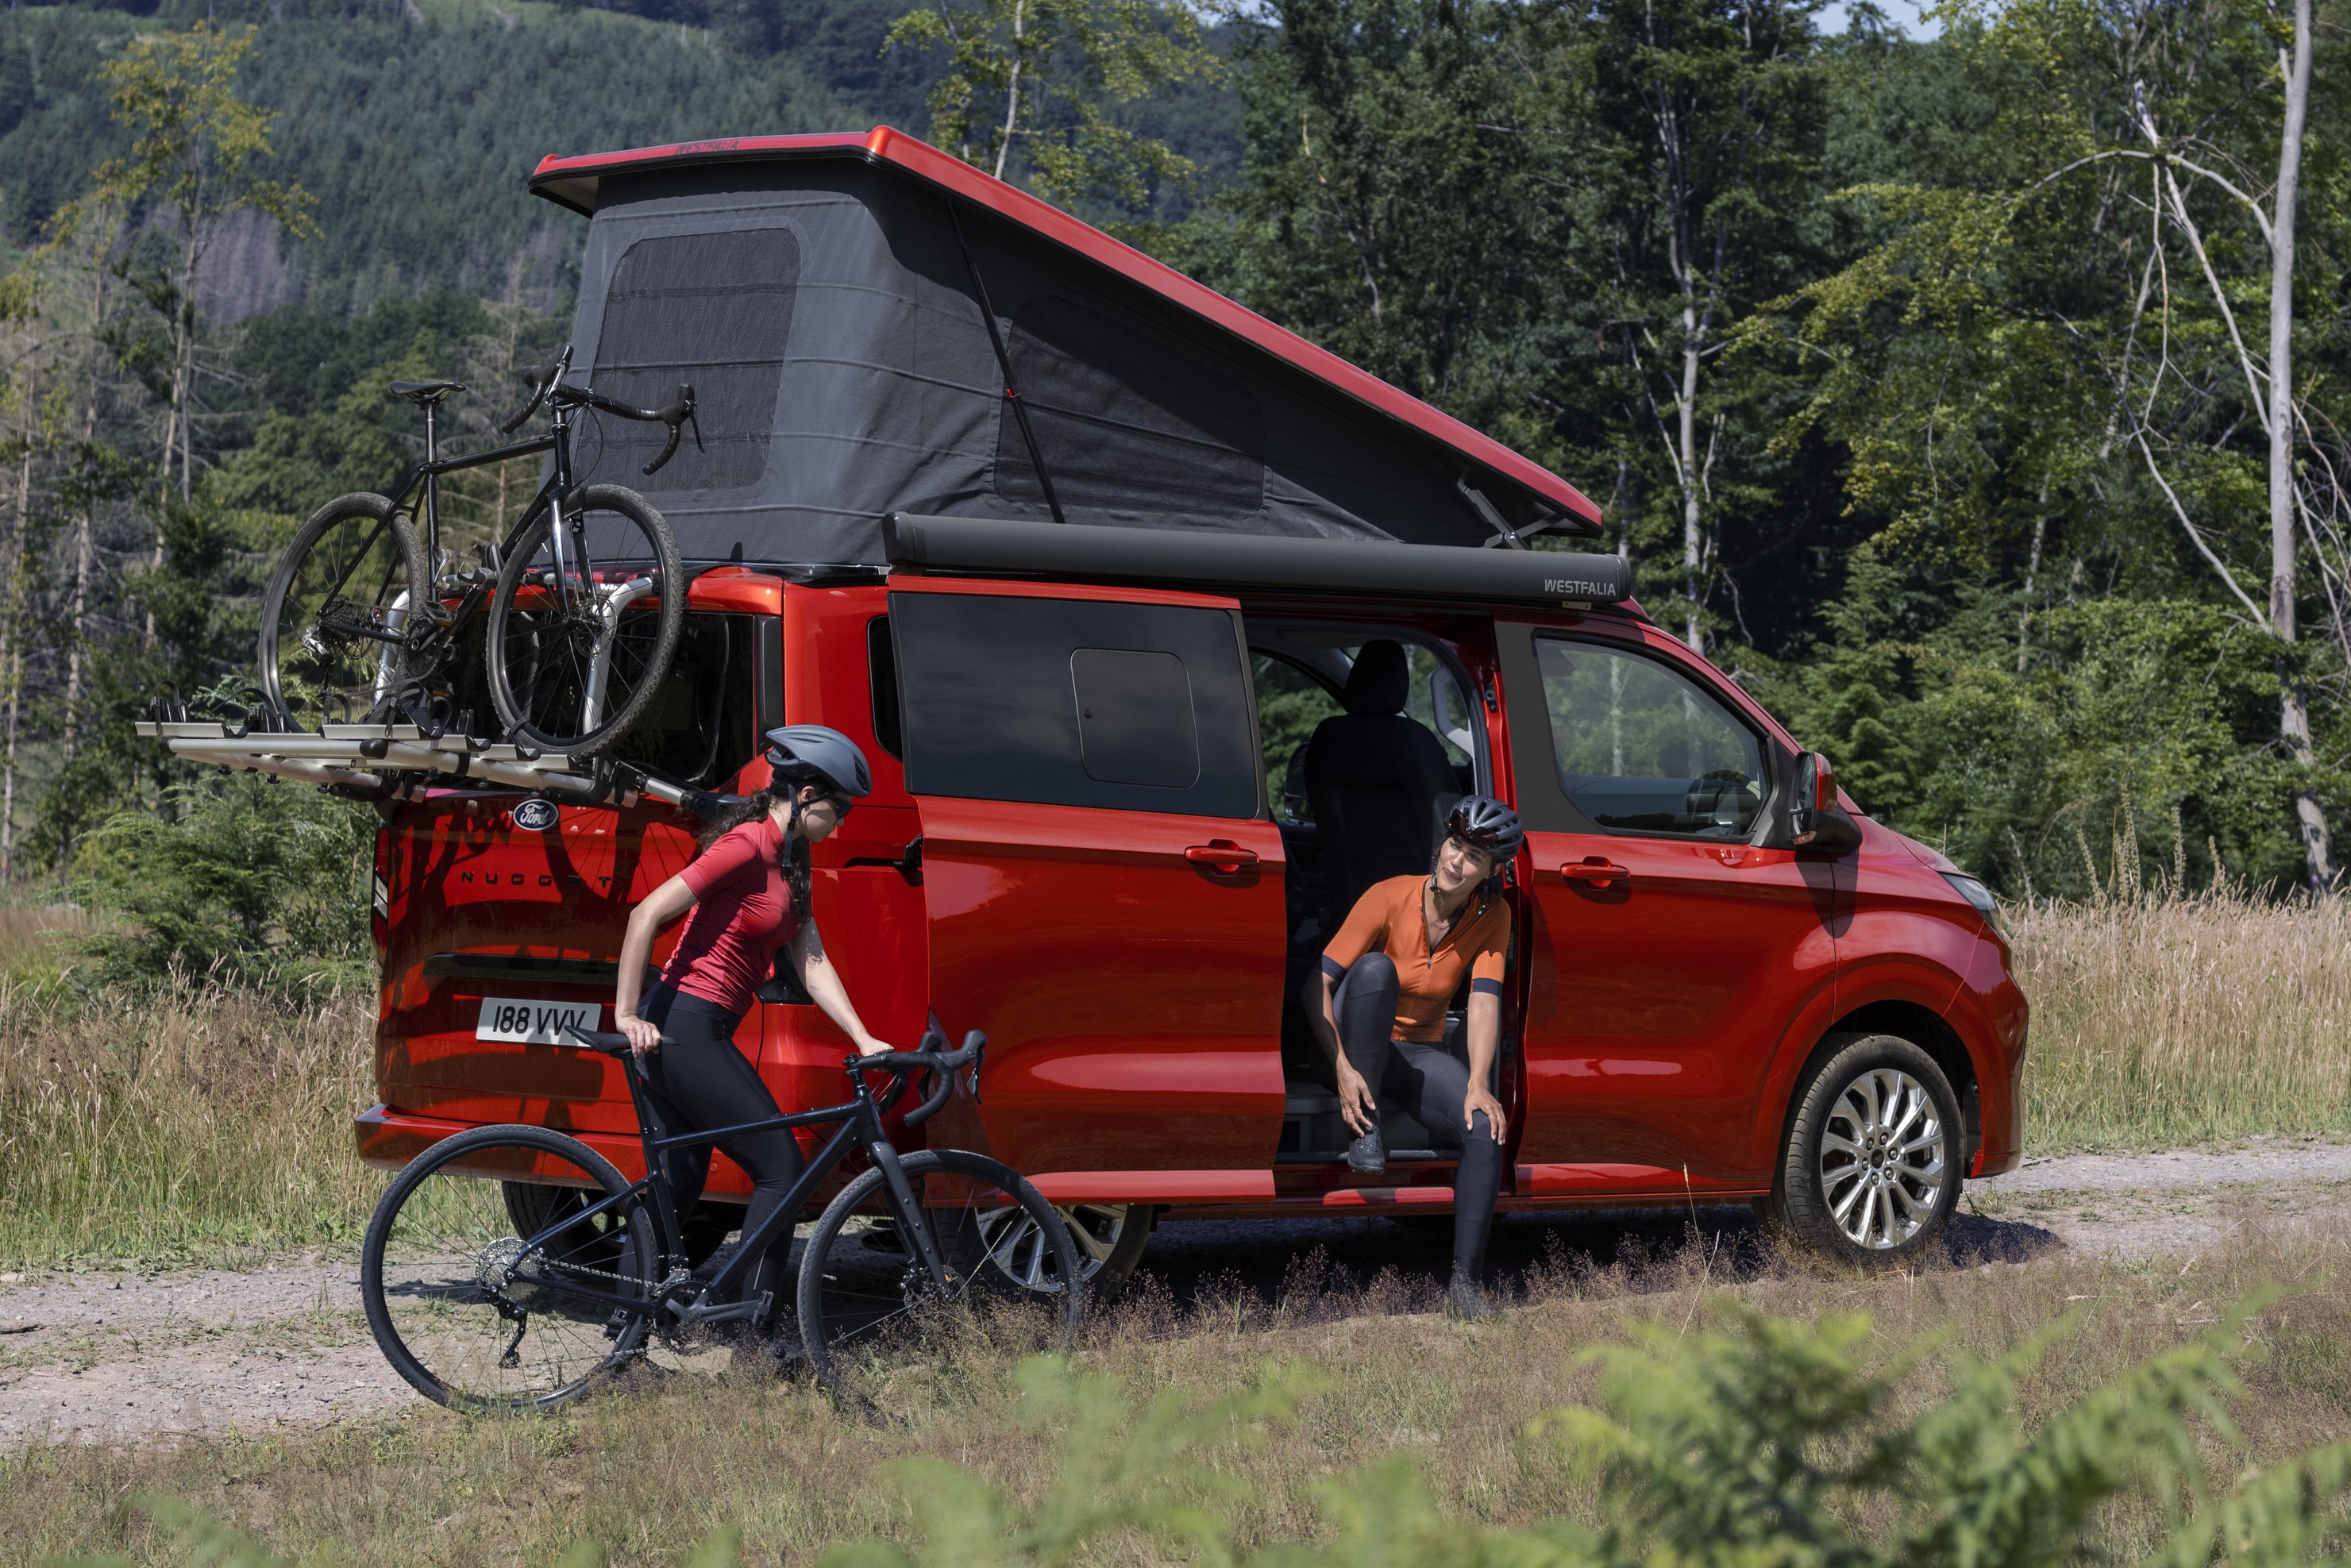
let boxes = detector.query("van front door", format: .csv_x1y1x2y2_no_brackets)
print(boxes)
1497,620,1836,1192
888,580,1288,1189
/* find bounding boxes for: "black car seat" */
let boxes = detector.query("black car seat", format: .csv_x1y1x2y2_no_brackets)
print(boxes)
1304,639,1462,927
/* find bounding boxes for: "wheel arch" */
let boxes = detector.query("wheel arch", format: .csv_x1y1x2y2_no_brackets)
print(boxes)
1770,1002,1981,1179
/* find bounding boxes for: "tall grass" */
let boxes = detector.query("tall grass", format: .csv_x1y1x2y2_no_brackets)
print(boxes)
2010,888,2351,1151
0,973,376,1270
3,888,2349,1273
5,1220,2350,1564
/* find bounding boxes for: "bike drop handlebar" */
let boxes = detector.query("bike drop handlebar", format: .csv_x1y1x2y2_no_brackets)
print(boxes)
496,344,573,436
561,1026,985,1128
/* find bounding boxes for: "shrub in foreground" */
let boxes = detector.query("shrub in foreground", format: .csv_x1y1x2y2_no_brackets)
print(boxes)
98,1301,2351,1566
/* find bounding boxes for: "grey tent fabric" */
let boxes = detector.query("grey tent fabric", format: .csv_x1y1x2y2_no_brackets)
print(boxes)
562,162,1525,564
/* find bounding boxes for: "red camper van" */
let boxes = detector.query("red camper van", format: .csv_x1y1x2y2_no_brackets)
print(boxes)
344,129,2025,1282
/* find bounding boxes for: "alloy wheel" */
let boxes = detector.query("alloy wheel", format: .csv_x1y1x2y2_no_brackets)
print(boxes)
975,1202,1132,1291
1818,1066,1948,1250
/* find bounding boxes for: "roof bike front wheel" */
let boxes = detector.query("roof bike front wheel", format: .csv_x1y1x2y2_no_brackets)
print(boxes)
360,1123,661,1412
793,1150,1083,1420
484,483,684,757
258,492,428,732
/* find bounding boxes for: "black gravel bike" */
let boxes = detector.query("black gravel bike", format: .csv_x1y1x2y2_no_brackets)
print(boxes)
258,344,694,755
358,1024,1083,1416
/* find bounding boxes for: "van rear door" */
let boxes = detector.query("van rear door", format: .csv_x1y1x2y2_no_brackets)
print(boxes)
888,579,1287,1185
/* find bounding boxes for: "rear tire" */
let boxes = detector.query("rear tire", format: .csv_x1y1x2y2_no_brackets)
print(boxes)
258,492,427,731
793,1150,1081,1416
361,1125,658,1412
1771,1033,1962,1268
484,483,683,756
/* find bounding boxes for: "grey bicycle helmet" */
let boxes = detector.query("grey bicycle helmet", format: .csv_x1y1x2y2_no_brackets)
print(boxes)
762,725,873,799
1446,794,1524,860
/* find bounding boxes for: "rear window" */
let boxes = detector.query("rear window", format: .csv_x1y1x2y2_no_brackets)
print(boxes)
891,591,1258,818
440,611,760,790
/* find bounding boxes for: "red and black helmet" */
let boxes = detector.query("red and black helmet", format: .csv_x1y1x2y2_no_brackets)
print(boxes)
1446,794,1524,860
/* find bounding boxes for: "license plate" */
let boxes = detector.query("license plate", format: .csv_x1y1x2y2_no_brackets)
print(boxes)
475,996,601,1046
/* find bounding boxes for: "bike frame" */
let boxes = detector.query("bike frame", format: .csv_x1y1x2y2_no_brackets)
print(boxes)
505,1055,954,1328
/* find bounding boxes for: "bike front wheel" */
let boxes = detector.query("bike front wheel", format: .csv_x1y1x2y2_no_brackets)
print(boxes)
360,1124,661,1412
258,492,428,731
484,483,684,757
794,1150,1082,1417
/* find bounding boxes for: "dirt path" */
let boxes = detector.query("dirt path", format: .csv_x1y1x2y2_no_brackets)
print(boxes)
7,1139,2350,1447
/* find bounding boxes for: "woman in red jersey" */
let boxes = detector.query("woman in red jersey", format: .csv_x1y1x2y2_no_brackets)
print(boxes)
611,724,900,1295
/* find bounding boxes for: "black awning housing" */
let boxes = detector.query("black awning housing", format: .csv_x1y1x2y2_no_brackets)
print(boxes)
884,514,1635,607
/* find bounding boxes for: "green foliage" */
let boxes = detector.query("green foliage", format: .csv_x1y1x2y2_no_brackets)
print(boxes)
71,769,376,988
885,0,1220,207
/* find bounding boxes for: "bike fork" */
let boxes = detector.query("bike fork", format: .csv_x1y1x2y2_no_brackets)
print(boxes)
868,1142,956,1287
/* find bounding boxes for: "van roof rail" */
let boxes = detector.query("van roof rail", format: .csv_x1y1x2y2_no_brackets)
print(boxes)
882,514,1636,609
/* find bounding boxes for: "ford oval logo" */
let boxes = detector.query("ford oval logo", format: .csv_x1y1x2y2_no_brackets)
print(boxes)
511,799,560,833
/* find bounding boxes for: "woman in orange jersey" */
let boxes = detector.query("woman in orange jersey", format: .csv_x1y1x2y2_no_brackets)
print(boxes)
1304,795,1521,1318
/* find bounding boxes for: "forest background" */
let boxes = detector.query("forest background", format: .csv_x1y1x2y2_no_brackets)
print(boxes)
0,0,2339,978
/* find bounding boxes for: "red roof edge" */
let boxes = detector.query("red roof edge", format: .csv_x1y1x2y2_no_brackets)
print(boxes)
527,127,1605,533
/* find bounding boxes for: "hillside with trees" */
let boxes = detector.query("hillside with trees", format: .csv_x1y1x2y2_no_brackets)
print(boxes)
0,0,2338,957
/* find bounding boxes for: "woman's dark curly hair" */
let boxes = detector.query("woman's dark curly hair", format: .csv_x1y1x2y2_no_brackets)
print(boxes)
695,784,815,918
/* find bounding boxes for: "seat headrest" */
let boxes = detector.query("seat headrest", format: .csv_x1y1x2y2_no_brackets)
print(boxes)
1341,640,1410,715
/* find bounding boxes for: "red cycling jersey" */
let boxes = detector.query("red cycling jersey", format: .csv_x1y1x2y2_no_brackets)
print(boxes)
657,815,798,1016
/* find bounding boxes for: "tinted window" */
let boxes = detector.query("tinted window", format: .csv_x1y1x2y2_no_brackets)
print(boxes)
893,592,1257,818
605,614,760,788
994,294,1266,520
1534,638,1763,838
1071,649,1199,786
868,616,901,759
588,227,800,492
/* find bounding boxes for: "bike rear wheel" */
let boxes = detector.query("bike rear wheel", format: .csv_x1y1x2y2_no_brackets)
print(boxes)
361,1125,661,1412
484,483,684,757
794,1150,1082,1418
258,492,427,731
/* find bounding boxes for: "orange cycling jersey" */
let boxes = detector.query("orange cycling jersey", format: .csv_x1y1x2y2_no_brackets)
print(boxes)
1320,874,1510,1042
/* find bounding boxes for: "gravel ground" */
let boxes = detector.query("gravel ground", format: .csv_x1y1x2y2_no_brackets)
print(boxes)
6,1138,2349,1448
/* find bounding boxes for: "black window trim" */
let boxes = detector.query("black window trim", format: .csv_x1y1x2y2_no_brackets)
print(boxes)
1497,620,1790,843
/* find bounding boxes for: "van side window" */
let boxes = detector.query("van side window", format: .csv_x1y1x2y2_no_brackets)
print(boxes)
892,592,1258,818
868,616,902,759
1532,638,1763,838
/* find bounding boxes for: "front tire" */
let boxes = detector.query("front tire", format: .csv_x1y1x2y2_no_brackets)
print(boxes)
794,1150,1081,1416
1771,1033,1962,1267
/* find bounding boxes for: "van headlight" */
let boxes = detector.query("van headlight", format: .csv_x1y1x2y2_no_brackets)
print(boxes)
1941,872,2004,936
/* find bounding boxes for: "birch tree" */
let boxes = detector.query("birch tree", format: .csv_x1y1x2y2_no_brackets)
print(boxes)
885,0,1219,206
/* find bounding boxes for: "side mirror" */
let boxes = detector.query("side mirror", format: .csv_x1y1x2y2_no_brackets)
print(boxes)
1790,751,1863,854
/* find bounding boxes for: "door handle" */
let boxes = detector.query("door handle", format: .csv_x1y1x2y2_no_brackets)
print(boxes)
1185,842,1259,870
1560,859,1628,885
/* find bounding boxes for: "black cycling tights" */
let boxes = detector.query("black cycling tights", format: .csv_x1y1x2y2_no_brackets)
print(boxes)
637,985,806,1290
1334,953,1503,1277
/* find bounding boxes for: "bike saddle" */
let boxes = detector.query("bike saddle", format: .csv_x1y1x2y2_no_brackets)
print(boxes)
388,379,465,405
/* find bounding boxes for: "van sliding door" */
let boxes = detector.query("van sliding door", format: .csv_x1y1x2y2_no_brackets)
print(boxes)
888,580,1287,1186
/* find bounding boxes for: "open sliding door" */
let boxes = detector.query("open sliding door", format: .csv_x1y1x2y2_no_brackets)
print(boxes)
888,579,1287,1198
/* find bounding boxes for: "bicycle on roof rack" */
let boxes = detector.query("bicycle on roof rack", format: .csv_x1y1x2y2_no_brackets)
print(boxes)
358,1020,1083,1417
257,343,697,757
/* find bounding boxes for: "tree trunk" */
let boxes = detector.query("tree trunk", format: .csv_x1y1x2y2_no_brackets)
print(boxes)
2270,0,2330,892
1,374,29,882
995,0,1025,181
1678,313,1702,653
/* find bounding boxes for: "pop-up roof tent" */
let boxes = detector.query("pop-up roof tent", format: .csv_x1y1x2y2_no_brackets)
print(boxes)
528,127,1604,565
